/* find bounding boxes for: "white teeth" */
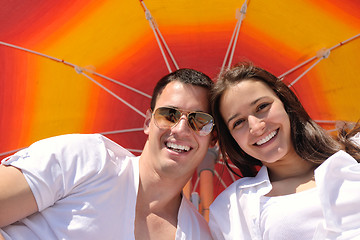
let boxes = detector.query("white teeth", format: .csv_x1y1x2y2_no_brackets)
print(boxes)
256,130,277,145
166,142,190,152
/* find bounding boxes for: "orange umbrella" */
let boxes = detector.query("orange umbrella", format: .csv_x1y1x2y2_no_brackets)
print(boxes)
1,0,359,219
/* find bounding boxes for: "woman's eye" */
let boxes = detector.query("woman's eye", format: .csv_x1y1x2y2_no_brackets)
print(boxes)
257,102,270,111
232,119,244,129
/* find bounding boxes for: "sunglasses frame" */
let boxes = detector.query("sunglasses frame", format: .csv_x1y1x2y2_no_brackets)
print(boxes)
151,106,215,136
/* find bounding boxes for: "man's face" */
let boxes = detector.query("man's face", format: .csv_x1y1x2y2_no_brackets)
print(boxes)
144,81,214,179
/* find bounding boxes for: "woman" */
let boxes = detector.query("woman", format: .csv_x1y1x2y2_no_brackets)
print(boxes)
209,62,360,240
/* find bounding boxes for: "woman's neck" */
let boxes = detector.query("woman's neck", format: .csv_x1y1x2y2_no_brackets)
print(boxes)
264,156,318,196
265,154,317,182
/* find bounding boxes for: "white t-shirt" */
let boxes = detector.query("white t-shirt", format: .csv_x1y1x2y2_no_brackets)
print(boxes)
209,134,360,240
0,134,211,240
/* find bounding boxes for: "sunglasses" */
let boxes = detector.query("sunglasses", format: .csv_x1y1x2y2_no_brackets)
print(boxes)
152,107,215,136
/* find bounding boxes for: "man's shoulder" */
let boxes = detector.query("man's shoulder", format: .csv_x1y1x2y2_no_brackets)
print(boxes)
33,133,134,156
30,133,103,148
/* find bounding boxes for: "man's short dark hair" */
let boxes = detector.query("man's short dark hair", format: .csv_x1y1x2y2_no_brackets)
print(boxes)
150,68,213,110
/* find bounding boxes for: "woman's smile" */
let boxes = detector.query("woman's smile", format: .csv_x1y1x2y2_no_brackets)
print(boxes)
254,129,278,146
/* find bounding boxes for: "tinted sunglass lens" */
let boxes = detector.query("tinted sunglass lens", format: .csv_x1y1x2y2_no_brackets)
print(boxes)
155,107,181,128
188,113,214,136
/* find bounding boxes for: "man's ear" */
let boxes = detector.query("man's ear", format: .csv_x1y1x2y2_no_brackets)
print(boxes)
143,109,152,135
209,129,218,148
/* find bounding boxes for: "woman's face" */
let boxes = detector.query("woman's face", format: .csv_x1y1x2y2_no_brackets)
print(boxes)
219,79,296,165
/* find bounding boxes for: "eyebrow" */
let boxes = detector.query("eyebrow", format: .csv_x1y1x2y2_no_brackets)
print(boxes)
226,97,267,125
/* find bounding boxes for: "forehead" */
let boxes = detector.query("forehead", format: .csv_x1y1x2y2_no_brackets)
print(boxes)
155,81,210,112
220,80,277,115
223,80,275,101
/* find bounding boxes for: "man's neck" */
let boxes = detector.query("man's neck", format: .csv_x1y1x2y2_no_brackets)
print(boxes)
137,143,191,206
135,154,185,240
136,170,183,214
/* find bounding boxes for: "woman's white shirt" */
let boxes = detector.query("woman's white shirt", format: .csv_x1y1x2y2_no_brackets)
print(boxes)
259,188,322,239
209,139,360,240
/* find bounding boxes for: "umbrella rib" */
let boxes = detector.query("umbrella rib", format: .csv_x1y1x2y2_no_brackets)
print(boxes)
328,33,360,52
0,41,148,118
92,72,151,99
126,149,143,153
287,58,323,88
227,2,247,70
100,128,144,135
221,14,240,72
227,20,241,70
213,170,228,189
0,128,146,157
221,0,248,73
278,56,317,79
0,148,25,157
314,120,337,124
217,159,237,169
192,177,201,193
226,166,237,182
140,0,179,72
148,19,173,73
155,26,180,70
80,71,146,118
0,41,151,98
279,33,360,84
0,146,144,157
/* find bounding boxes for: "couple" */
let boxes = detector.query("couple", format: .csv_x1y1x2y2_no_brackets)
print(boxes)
1,63,360,239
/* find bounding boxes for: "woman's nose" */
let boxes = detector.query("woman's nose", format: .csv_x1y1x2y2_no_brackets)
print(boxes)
248,115,265,135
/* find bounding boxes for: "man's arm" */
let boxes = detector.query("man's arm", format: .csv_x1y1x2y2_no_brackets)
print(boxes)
0,165,38,227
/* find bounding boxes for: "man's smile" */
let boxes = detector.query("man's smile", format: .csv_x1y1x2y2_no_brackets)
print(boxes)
166,142,191,153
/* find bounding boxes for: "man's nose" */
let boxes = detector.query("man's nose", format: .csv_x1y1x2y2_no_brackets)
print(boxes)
171,115,192,135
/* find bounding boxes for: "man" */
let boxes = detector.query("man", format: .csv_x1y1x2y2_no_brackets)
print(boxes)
0,69,216,239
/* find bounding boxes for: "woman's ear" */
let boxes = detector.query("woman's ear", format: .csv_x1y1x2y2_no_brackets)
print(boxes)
143,109,152,135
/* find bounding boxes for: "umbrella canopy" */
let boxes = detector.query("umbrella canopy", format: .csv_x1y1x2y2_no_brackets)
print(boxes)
1,0,360,202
